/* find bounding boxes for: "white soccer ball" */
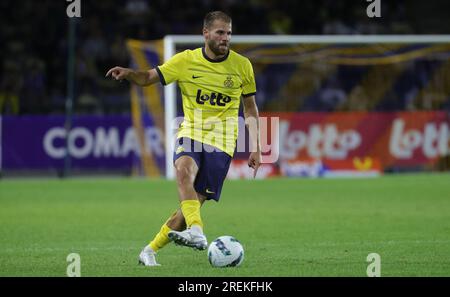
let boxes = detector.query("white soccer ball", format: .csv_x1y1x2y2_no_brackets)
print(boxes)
208,235,244,267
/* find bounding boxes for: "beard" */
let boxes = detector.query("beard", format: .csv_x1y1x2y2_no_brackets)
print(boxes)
208,39,229,56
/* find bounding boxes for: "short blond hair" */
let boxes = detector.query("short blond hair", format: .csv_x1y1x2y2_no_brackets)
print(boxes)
203,11,232,29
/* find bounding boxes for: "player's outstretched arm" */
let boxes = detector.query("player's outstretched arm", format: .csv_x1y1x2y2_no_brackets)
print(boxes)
105,67,160,86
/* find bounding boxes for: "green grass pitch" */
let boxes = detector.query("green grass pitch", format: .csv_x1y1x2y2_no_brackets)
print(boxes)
1,173,450,277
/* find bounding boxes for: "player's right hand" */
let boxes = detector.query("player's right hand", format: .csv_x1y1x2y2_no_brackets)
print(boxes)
105,66,130,81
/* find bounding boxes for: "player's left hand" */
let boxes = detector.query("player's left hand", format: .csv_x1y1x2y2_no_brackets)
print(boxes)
248,152,262,178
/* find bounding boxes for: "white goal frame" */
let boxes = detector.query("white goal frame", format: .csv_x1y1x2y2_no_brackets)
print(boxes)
163,35,450,179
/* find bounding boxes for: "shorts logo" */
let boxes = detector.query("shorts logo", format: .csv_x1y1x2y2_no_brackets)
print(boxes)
195,89,231,107
176,146,184,154
224,76,234,88
206,189,215,194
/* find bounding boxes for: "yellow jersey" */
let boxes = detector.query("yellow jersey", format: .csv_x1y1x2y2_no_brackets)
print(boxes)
156,47,256,156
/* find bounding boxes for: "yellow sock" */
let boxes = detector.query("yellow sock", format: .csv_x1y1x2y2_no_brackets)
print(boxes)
180,199,203,229
149,223,172,252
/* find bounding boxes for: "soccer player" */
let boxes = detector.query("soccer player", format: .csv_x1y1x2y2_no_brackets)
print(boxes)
106,11,261,266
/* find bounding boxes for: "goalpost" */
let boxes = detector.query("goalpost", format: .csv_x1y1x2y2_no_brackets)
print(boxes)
162,35,450,179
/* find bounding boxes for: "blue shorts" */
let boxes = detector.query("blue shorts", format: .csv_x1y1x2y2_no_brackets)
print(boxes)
173,137,232,202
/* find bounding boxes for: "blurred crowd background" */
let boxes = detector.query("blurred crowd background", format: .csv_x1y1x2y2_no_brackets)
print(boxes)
1,0,450,115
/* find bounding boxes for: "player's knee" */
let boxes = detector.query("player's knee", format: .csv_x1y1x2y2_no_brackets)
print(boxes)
175,166,195,187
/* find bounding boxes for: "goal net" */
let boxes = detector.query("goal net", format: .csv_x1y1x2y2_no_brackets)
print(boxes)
127,35,450,179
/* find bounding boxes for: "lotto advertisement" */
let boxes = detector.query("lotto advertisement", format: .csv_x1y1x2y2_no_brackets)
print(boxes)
2,111,448,178
229,111,450,178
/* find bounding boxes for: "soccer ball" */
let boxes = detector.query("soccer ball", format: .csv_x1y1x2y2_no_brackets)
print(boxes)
207,235,244,267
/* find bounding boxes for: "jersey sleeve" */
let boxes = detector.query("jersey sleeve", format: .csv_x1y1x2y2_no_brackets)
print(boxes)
241,59,256,97
156,50,187,85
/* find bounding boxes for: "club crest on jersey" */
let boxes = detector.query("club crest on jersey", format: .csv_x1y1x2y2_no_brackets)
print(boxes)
196,89,231,106
224,76,234,88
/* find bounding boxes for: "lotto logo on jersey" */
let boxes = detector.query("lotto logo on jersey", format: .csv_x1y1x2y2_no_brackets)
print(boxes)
195,90,231,106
